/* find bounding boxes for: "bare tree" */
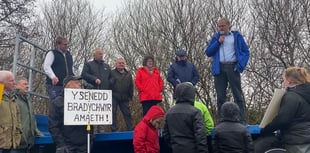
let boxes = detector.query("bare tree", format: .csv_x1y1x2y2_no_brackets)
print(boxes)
39,0,110,75
247,0,310,122
0,0,36,70
6,0,310,126
111,0,250,124
13,0,111,114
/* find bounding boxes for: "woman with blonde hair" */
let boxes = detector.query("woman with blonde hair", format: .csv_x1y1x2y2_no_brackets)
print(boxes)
255,67,310,153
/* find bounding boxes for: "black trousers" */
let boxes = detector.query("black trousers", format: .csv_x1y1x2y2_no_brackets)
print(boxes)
214,63,246,122
111,97,133,131
141,100,160,116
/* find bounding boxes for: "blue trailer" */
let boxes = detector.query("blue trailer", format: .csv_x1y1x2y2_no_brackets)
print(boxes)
33,114,261,153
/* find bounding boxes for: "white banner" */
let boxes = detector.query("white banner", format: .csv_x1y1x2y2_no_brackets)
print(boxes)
259,88,285,128
64,88,112,125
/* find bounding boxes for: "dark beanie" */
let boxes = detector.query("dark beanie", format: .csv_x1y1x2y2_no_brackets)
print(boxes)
220,102,241,122
175,82,195,105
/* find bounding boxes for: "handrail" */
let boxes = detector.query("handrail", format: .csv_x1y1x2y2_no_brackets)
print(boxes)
13,34,49,100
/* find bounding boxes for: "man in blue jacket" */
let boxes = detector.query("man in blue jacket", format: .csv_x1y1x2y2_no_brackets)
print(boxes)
205,17,250,123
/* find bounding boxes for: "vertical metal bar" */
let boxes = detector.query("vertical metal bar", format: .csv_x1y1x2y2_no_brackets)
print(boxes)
13,34,21,75
29,47,36,92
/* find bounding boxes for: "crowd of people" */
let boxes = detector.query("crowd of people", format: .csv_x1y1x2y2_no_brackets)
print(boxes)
1,17,310,153
0,71,43,153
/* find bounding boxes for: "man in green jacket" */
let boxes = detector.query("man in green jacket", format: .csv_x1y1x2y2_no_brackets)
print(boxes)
110,58,134,131
0,70,21,152
15,76,43,153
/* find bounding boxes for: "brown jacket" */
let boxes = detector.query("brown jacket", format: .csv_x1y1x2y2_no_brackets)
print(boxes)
0,93,21,149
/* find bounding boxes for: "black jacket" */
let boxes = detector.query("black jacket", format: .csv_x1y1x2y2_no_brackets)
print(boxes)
263,83,310,145
213,122,254,153
48,95,88,147
163,83,208,153
81,60,112,90
213,102,254,153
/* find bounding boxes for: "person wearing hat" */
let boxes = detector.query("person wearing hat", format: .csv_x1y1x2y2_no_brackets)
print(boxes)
163,82,208,153
167,48,199,99
133,105,165,153
212,102,254,153
48,76,90,153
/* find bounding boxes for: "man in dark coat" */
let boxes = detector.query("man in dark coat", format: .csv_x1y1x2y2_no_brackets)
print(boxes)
110,58,133,131
81,48,112,90
48,76,89,153
163,82,208,153
81,48,112,133
167,49,199,99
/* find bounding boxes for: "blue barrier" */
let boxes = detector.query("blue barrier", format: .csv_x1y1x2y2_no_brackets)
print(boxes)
35,114,134,144
34,114,261,153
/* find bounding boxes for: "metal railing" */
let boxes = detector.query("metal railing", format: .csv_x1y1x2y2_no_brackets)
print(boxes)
13,34,49,99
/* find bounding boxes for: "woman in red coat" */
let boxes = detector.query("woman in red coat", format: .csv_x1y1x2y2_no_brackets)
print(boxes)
133,105,165,153
135,55,164,116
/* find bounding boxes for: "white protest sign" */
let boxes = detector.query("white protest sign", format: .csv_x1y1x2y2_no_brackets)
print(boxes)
259,88,285,128
64,88,112,125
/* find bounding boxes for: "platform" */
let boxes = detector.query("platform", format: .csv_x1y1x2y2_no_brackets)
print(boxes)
34,114,261,153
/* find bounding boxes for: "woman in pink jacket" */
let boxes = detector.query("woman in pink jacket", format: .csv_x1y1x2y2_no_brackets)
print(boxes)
133,105,165,153
135,55,164,116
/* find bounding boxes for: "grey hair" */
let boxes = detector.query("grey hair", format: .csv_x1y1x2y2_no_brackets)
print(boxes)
15,76,27,84
0,70,11,83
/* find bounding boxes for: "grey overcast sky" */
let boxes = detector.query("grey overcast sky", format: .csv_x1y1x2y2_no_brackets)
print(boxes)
37,0,126,12
90,0,125,12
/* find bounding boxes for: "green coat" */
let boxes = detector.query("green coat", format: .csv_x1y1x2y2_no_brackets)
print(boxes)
194,101,214,135
15,89,42,149
0,93,21,149
172,99,214,135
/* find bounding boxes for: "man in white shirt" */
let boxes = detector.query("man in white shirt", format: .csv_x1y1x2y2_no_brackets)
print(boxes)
43,36,74,101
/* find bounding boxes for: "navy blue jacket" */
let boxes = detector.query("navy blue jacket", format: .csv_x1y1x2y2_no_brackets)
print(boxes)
167,61,199,88
46,49,74,86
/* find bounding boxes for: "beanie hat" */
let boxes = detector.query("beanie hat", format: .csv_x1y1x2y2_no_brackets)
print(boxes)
63,75,82,87
220,102,241,122
175,49,187,56
175,82,195,105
